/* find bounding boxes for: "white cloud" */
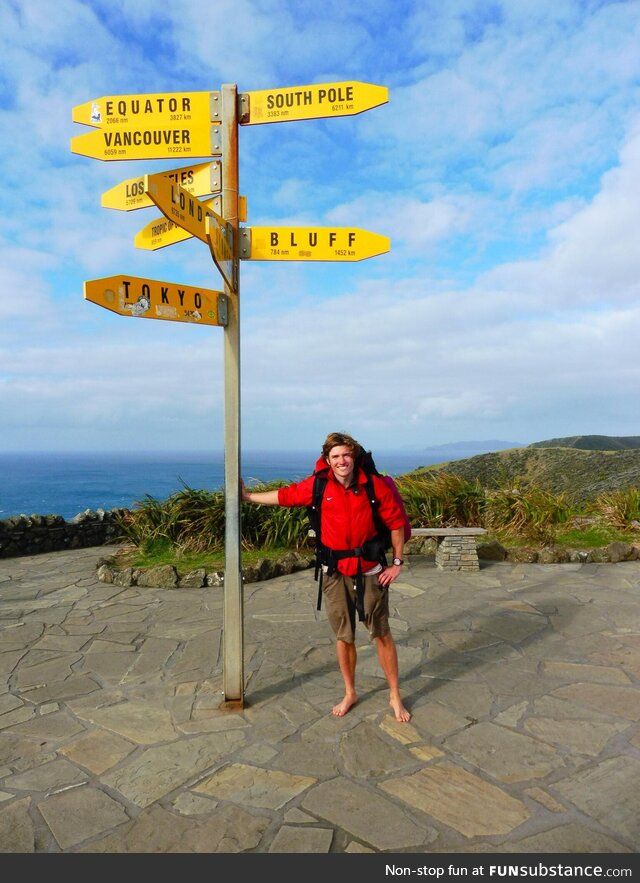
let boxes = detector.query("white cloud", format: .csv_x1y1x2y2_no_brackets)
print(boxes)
2,0,640,453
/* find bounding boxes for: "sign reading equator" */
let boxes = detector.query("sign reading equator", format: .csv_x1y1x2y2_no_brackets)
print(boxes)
240,81,388,125
240,226,390,262
84,275,228,327
72,91,220,128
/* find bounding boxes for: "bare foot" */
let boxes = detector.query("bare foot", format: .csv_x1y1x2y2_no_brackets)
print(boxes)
332,693,358,717
390,694,411,722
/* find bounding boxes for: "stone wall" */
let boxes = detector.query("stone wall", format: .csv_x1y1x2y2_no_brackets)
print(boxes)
0,509,129,559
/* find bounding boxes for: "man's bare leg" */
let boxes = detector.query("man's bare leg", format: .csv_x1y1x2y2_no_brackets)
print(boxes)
333,639,358,716
375,633,411,722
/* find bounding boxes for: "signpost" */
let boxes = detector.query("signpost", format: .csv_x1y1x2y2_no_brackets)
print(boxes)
72,91,221,128
84,275,228,327
134,196,223,251
71,122,222,162
240,226,390,262
73,78,388,709
240,80,388,125
102,161,221,211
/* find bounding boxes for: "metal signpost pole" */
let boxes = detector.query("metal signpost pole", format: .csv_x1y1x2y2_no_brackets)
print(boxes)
219,84,244,706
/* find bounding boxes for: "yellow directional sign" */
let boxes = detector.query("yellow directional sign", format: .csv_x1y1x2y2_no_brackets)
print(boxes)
145,174,236,290
71,120,222,162
102,161,221,211
206,214,235,291
72,91,220,129
240,81,388,125
239,227,390,262
135,196,222,251
144,173,219,244
84,275,228,327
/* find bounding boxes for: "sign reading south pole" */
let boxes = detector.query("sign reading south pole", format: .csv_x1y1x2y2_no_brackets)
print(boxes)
84,275,228,327
240,226,390,262
241,81,388,125
71,91,222,161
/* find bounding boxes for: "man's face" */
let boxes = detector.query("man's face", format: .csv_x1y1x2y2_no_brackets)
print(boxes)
327,445,355,484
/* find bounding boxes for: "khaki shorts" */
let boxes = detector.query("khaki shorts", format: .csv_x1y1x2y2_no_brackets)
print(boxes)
322,570,390,643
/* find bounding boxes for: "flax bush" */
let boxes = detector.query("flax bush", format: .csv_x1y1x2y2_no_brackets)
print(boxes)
592,487,640,530
484,479,573,542
396,472,485,527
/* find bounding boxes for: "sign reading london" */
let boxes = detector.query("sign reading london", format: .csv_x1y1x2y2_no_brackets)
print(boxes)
84,275,228,327
241,81,388,125
144,174,236,289
71,91,222,161
135,196,223,251
240,227,390,262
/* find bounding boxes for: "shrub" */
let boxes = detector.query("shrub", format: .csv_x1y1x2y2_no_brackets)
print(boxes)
592,487,640,529
397,472,485,527
484,479,573,543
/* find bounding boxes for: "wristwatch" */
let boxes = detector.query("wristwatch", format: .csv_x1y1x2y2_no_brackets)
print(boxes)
392,557,404,566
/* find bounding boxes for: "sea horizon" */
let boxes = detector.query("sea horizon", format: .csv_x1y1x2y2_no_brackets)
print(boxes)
0,448,441,521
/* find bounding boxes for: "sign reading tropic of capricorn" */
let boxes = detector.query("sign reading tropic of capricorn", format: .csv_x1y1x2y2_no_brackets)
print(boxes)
73,79,390,707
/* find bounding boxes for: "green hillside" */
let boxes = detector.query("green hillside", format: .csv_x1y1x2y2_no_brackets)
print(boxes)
529,435,640,451
416,446,640,503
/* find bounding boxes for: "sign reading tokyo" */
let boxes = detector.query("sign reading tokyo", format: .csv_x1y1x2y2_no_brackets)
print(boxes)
241,81,388,125
241,226,390,262
84,275,228,327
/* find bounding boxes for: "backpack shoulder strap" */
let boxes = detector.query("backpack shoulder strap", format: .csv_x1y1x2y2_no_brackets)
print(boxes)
364,473,389,541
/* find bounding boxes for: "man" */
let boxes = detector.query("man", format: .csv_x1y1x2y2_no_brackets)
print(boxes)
241,431,411,722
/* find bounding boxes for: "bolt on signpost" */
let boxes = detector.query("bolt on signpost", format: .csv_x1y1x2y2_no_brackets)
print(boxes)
71,80,389,708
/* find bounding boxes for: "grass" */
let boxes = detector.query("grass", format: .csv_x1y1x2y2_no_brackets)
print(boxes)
115,539,303,574
110,476,640,569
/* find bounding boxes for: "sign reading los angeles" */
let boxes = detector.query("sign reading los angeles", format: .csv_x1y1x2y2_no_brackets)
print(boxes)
240,227,390,262
71,91,222,161
241,80,388,125
84,275,228,327
102,161,221,211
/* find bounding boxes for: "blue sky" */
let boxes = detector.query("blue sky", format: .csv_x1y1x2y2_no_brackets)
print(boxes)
1,0,640,453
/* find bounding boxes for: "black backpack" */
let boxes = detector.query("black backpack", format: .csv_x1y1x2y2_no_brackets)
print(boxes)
307,451,395,621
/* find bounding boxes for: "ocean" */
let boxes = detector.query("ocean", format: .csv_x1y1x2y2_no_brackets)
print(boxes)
0,449,439,521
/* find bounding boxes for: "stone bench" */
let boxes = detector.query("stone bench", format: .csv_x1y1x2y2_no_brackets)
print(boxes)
410,527,488,572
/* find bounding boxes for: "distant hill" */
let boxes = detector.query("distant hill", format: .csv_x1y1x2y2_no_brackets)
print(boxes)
530,435,640,451
416,446,640,503
422,439,523,456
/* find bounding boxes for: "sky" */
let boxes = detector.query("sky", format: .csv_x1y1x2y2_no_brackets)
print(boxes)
1,0,640,454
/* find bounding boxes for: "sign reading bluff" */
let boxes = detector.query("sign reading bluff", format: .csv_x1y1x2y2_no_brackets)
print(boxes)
241,80,388,124
84,275,228,327
241,226,390,262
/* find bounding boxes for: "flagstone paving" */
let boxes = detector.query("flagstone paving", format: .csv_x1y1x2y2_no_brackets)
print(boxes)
0,547,639,853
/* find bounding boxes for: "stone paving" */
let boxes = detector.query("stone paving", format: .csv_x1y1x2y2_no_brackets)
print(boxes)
0,546,639,853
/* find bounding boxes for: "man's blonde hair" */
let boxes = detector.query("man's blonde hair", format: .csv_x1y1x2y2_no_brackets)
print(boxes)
321,431,363,462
